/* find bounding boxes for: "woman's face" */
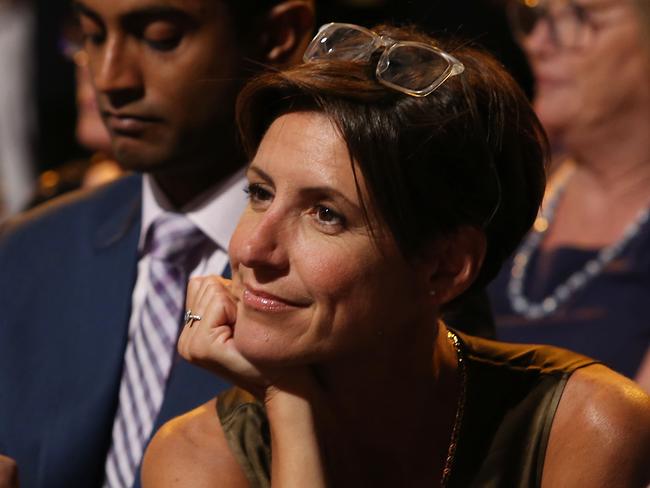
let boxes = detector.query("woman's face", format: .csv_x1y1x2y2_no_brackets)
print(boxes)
522,0,649,139
228,112,428,366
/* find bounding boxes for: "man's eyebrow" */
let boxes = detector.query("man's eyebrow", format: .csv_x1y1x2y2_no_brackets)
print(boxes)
125,7,201,30
72,2,100,21
72,2,201,25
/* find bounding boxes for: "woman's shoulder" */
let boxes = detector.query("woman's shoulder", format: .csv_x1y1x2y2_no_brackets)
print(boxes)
457,330,597,375
543,364,650,487
141,397,250,488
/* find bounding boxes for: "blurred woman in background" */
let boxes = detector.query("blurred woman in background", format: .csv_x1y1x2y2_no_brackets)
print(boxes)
489,0,650,390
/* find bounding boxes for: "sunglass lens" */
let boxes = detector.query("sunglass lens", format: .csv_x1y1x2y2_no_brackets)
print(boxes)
379,45,450,93
304,25,376,62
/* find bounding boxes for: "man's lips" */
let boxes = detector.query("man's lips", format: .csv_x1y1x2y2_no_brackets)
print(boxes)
103,112,161,135
241,286,309,312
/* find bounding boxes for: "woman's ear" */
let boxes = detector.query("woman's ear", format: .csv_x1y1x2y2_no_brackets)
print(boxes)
259,1,315,68
423,227,486,305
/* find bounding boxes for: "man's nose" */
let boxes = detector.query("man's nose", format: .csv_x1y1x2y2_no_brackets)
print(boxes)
90,38,143,108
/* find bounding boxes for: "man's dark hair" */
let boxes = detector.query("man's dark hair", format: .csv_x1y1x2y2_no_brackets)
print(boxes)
236,24,547,298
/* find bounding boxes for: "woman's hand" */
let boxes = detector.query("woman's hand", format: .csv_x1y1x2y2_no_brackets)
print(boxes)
178,275,266,396
178,275,331,487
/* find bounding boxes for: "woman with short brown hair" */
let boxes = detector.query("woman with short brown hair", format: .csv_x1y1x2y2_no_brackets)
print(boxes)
143,23,650,487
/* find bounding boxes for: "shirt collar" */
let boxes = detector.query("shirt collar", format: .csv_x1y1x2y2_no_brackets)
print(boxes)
139,168,248,253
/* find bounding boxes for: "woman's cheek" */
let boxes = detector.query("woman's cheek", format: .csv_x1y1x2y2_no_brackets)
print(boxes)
296,239,365,295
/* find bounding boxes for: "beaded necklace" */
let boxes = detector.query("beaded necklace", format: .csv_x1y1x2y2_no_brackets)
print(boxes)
507,172,650,320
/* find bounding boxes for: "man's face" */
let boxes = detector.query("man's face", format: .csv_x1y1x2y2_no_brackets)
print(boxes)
75,0,246,174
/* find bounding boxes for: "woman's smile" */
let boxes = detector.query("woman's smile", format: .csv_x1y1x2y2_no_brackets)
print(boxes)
241,285,310,313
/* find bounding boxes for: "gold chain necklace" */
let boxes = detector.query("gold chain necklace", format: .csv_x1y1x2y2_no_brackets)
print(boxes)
440,329,467,487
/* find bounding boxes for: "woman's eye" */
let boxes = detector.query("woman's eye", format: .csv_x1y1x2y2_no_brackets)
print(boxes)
314,205,345,227
244,183,273,204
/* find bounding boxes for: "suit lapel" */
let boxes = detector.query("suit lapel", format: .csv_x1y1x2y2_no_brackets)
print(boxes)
41,176,144,486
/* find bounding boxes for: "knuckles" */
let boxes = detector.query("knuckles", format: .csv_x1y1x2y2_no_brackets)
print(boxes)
177,332,204,363
179,275,236,366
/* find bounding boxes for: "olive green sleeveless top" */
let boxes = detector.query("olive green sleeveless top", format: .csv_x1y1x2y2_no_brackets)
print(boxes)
215,332,597,487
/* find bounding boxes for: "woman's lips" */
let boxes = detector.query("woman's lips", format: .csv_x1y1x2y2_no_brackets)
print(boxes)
242,287,307,313
533,70,569,89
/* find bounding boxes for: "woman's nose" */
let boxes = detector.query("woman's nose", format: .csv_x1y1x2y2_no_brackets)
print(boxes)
523,15,558,57
237,210,290,274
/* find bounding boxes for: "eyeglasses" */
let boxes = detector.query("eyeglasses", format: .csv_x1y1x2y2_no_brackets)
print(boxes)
303,23,465,98
508,0,594,49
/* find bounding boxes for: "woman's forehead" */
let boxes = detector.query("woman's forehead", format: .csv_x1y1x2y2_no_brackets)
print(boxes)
253,113,359,191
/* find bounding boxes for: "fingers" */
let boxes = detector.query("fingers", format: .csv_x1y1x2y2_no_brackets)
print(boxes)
178,275,265,392
194,278,236,326
179,276,236,362
184,276,235,330
185,275,231,319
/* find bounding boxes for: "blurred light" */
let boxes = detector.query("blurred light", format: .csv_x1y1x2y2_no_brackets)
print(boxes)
40,170,60,190
525,0,540,7
533,217,549,232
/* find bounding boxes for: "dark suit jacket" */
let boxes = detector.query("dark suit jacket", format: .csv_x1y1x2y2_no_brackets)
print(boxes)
0,174,230,487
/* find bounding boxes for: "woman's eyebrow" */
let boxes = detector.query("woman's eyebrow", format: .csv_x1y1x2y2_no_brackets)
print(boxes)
248,164,360,209
299,187,360,210
246,165,274,185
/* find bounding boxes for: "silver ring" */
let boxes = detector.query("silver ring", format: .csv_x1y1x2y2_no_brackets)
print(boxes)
184,310,202,326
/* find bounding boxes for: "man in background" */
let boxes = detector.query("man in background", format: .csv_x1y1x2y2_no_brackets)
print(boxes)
0,1,314,486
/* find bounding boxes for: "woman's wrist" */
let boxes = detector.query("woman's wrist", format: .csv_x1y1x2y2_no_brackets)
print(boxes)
265,376,328,487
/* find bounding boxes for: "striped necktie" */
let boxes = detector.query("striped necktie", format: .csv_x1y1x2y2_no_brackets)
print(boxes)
104,213,208,487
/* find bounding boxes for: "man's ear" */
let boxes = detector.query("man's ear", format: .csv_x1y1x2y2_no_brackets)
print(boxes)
259,1,315,68
423,227,486,306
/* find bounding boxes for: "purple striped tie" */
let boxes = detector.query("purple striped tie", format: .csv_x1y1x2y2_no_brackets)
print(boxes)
104,214,208,487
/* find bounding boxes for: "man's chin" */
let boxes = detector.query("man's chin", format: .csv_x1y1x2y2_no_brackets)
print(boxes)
111,138,175,173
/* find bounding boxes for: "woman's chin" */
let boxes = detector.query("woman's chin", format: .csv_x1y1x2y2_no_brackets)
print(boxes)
232,320,305,368
534,99,575,140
